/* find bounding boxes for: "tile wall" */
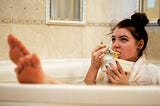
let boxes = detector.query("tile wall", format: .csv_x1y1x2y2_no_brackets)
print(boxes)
0,0,110,61
0,0,159,64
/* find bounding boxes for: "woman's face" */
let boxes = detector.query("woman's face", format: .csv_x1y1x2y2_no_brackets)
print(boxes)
111,27,140,62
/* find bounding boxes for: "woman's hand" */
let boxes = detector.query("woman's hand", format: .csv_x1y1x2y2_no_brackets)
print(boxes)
106,60,129,85
90,44,108,70
84,44,108,84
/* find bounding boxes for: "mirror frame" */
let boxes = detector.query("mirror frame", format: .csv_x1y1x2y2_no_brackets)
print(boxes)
46,0,86,26
137,0,159,25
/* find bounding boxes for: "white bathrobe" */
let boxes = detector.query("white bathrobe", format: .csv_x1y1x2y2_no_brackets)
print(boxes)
129,54,160,84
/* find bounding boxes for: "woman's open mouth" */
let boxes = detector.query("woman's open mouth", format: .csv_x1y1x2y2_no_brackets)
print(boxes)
113,51,121,58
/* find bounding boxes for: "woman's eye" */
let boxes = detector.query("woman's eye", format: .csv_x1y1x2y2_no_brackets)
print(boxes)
112,38,116,42
121,38,128,42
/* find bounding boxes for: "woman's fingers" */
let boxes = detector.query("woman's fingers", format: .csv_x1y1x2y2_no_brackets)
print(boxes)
93,44,106,52
116,61,126,75
106,62,129,84
108,63,121,78
92,45,109,60
106,65,120,81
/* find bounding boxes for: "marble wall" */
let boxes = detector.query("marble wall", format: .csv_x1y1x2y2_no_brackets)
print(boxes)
0,0,160,64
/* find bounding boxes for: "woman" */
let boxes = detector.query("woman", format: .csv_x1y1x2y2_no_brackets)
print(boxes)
84,13,160,85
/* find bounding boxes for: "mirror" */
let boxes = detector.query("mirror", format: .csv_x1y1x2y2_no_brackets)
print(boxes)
46,0,86,26
138,0,160,25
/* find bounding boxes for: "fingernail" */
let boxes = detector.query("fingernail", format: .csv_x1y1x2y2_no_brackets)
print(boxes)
105,65,108,68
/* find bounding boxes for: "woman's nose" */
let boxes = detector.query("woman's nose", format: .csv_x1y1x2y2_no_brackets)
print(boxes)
112,40,120,48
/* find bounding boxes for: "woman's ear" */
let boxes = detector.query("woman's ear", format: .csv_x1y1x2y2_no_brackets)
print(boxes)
137,39,144,49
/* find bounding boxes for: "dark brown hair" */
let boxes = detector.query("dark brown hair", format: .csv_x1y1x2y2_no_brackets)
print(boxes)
112,13,149,57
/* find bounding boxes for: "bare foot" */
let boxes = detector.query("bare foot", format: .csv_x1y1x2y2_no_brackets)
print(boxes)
15,53,60,84
8,34,30,64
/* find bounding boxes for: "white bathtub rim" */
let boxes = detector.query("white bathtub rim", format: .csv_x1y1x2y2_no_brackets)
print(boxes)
0,84,160,105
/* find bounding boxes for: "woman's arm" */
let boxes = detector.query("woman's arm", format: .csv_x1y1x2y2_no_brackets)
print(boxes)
84,65,99,84
84,44,108,84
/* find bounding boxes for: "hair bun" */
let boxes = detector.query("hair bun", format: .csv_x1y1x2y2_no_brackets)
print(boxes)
131,13,149,28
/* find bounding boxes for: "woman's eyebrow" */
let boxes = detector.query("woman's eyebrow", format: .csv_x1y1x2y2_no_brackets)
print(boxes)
111,35,128,38
111,35,115,37
119,35,128,38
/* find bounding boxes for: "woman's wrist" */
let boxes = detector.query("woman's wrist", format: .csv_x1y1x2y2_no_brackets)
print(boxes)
84,65,99,83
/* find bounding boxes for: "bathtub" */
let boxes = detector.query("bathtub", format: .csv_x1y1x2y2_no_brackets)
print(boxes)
0,59,160,106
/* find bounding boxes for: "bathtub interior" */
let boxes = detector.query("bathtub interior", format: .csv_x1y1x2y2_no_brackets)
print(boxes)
0,58,91,84
0,58,160,84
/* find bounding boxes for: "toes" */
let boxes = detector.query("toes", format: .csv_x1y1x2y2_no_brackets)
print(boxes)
8,34,21,49
16,54,39,73
17,41,30,56
21,55,32,67
8,33,30,55
31,54,41,67
8,34,15,48
23,49,30,55
15,61,23,74
16,55,32,74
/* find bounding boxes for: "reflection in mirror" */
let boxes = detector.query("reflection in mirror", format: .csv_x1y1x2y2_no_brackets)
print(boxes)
139,0,160,25
46,0,86,26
